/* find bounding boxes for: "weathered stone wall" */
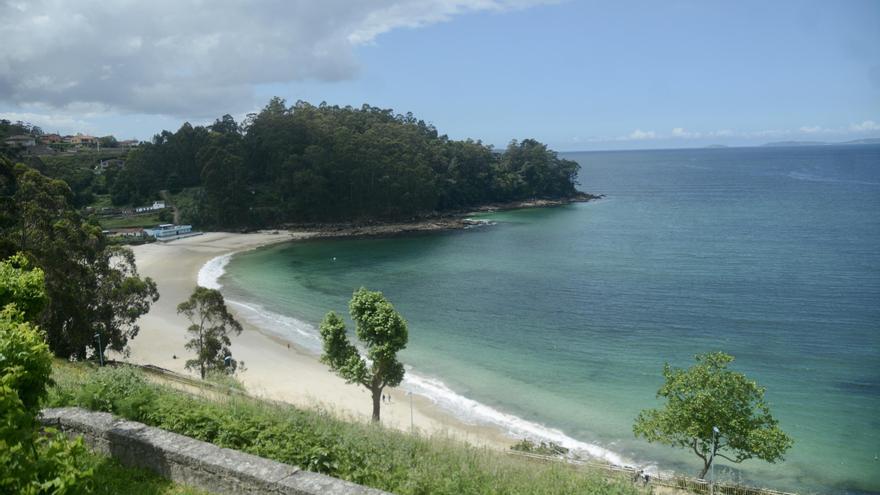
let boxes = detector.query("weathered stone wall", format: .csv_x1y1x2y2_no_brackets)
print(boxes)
41,407,388,495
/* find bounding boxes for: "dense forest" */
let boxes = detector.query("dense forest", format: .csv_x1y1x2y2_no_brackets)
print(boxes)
110,98,583,228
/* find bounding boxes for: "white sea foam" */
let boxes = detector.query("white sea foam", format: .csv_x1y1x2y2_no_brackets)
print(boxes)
226,299,323,354
229,304,642,468
787,171,879,186
197,253,233,289
401,371,637,468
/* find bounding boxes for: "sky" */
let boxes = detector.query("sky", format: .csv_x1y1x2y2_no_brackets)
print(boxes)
1,0,878,151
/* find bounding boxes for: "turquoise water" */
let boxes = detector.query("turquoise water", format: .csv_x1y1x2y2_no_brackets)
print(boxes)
217,145,880,494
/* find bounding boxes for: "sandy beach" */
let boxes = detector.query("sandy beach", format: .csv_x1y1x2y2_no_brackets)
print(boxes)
124,231,512,449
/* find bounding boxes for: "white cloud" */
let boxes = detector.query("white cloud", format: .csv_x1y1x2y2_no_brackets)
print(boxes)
799,125,824,134
0,111,93,135
707,129,734,138
622,129,656,140
850,120,880,132
0,0,551,118
671,127,702,139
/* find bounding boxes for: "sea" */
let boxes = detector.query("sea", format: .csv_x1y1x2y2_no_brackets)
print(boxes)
201,145,880,494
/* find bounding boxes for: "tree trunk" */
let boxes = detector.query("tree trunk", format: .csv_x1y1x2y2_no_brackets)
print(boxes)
699,459,711,480
371,387,382,422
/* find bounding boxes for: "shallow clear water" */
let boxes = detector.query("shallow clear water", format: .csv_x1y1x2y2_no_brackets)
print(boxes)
218,145,880,494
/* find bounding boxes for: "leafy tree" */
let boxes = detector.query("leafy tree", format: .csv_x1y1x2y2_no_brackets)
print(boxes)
319,288,408,422
177,286,243,379
0,253,47,321
633,352,793,479
98,135,118,148
198,144,249,227
91,246,159,358
0,156,159,359
0,254,92,494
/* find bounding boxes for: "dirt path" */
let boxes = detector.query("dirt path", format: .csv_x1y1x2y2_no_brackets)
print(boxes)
159,190,181,224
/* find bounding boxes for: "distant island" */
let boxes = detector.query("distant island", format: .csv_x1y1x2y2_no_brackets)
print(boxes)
704,144,728,148
762,137,880,147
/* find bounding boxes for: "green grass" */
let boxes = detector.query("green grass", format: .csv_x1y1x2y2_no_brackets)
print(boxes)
47,362,644,495
98,214,164,229
90,194,114,209
86,452,210,495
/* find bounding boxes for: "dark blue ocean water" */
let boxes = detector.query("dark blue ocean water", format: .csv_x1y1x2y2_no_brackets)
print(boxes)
220,145,880,494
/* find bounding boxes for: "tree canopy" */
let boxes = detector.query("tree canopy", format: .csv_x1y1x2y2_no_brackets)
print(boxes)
320,288,408,422
107,98,582,228
633,352,793,479
177,286,243,379
0,155,159,359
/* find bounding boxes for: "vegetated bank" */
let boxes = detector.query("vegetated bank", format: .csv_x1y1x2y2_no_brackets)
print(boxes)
108,98,592,230
47,361,644,495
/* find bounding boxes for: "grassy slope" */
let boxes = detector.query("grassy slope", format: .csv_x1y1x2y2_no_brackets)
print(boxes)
47,361,643,495
98,213,165,229
87,453,209,495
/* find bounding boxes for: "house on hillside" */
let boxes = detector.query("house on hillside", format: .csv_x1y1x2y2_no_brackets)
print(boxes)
70,133,98,147
3,134,36,148
134,200,166,213
119,139,140,148
41,134,62,144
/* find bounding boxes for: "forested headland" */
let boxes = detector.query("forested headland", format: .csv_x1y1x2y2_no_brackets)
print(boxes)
110,98,587,229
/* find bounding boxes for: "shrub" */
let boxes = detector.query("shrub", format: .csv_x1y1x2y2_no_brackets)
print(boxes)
75,365,156,421
511,438,570,456
0,310,92,494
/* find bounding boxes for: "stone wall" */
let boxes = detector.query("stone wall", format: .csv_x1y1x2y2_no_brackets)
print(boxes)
41,407,388,495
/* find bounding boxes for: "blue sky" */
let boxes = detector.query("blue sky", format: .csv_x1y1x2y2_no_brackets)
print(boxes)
1,0,878,150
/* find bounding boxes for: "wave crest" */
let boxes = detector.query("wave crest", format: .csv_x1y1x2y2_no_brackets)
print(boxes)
197,254,233,289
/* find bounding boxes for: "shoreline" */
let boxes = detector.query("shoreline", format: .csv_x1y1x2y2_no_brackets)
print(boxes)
123,198,634,472
275,193,603,238
125,231,515,451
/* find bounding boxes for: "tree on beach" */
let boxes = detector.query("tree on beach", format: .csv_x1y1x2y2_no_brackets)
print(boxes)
177,286,243,379
633,351,793,479
319,287,408,422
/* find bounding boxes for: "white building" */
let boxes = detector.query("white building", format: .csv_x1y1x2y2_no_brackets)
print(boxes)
145,224,193,240
134,200,166,213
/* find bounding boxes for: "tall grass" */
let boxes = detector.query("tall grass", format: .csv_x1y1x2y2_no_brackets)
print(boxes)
76,451,208,495
48,362,644,495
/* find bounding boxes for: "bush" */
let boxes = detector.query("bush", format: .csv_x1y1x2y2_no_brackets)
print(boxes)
75,365,157,422
1,311,92,494
511,438,570,457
